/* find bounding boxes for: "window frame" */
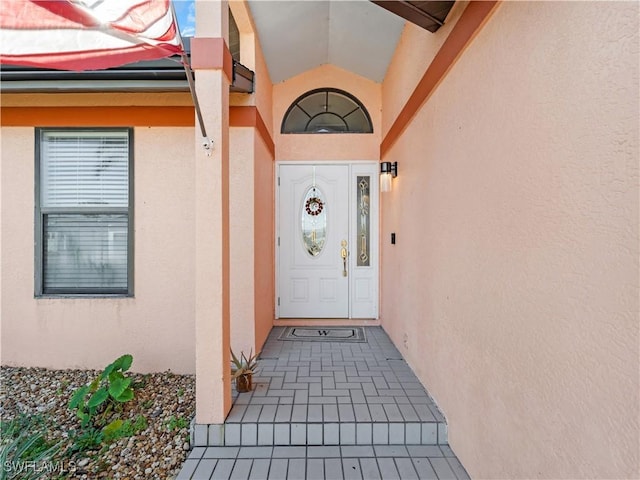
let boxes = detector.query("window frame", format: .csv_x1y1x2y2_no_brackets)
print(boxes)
34,127,135,297
281,88,374,134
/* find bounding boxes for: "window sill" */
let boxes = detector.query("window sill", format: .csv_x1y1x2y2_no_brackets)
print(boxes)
35,294,134,299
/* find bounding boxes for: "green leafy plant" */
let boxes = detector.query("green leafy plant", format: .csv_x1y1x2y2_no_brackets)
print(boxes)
67,354,142,454
102,415,147,443
68,354,135,429
165,415,189,432
67,415,146,455
67,427,104,454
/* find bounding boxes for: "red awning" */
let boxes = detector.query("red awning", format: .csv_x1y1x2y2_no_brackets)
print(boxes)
0,0,183,71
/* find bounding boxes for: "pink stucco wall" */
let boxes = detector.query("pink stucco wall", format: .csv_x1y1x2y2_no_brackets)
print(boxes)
380,2,639,478
1,127,196,374
229,126,274,357
273,64,381,161
253,133,274,351
229,0,273,135
230,127,258,356
380,1,467,137
229,1,274,357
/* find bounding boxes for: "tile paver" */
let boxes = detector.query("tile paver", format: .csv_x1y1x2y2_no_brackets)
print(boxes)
230,459,253,480
286,458,306,480
239,447,274,458
212,459,236,480
324,458,344,480
242,424,258,446
339,423,356,445
193,459,218,479
355,423,372,445
305,459,324,480
430,457,457,480
342,458,363,480
341,445,374,457
377,457,401,479
406,423,421,444
267,459,288,480
412,457,438,480
178,327,470,479
446,457,471,480
249,459,270,480
258,424,274,445
395,457,419,479
359,457,382,480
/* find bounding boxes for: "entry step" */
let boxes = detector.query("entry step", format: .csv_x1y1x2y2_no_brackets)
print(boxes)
191,421,447,447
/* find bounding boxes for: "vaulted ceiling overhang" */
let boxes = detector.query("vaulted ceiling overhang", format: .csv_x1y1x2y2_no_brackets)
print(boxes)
247,1,406,84
247,1,456,85
371,1,456,33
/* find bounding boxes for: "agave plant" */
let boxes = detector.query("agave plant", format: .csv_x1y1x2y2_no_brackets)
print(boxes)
230,349,258,392
230,349,258,377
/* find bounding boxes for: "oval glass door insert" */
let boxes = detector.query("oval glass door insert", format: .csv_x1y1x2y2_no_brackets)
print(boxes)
301,185,327,256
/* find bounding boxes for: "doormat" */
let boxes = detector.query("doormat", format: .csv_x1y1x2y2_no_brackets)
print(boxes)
278,326,366,343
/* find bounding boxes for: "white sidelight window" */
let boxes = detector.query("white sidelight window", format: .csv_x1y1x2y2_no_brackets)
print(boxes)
35,129,133,296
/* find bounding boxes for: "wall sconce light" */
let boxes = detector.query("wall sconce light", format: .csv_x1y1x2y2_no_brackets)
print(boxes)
380,161,398,192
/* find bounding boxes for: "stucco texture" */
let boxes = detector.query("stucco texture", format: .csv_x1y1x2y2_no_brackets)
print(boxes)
229,3,275,358
380,1,467,137
380,1,639,478
1,127,196,374
253,131,275,351
229,0,274,137
273,64,381,161
229,126,274,357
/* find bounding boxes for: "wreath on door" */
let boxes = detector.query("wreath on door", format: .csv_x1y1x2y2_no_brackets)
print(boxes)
305,197,324,216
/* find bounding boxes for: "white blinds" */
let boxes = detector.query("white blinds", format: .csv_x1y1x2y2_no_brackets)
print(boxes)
44,214,128,293
41,131,129,208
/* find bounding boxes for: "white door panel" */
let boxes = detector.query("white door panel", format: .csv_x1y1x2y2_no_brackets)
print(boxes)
278,164,349,318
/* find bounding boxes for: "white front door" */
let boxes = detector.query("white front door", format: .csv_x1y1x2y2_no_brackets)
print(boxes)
277,163,378,319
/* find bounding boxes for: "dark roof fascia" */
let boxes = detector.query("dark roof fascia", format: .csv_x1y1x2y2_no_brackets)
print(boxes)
1,43,254,94
1,57,191,93
371,1,456,33
231,60,254,94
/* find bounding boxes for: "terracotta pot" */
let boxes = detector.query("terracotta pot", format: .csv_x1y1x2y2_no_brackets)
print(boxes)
235,373,253,393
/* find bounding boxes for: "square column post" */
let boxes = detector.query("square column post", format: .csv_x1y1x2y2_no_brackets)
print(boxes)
193,0,232,425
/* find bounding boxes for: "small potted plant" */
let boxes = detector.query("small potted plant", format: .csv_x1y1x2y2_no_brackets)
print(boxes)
231,349,258,393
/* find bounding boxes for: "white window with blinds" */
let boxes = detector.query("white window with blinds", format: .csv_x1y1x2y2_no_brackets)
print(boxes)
36,129,133,296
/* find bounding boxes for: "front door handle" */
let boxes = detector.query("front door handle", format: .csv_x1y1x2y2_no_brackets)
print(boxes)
341,240,348,277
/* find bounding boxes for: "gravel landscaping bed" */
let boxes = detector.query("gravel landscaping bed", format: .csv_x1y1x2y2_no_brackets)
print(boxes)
1,365,195,479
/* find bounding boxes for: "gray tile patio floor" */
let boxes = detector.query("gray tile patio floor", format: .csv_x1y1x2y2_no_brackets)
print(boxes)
177,327,470,479
177,445,468,480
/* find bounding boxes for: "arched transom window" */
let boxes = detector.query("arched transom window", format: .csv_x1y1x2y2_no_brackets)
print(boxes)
281,88,373,134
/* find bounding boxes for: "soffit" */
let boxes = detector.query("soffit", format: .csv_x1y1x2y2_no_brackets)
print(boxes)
247,1,406,84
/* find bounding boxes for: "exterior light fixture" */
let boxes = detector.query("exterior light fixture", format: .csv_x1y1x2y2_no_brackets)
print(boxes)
380,161,398,192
